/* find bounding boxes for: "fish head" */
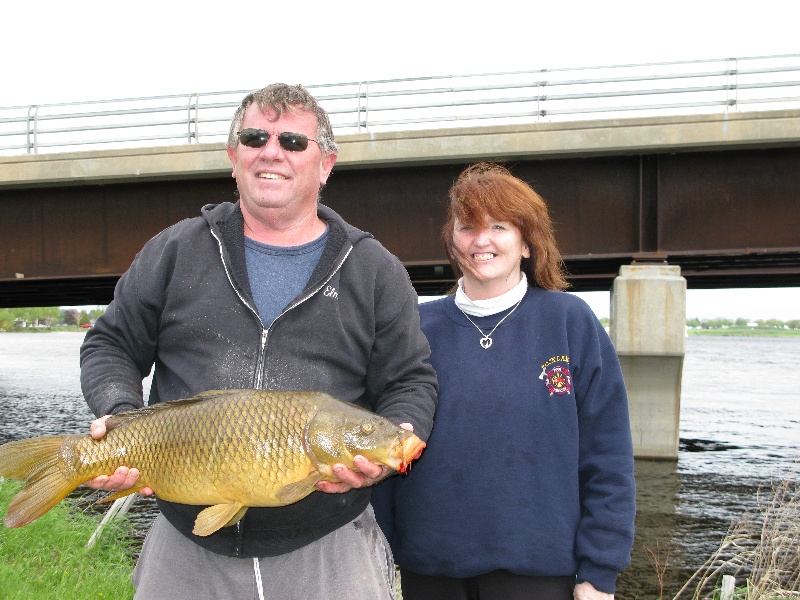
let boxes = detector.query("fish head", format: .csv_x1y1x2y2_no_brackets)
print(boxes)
305,405,426,475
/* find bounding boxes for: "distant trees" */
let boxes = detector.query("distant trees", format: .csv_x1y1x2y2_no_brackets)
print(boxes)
62,308,81,326
1,306,798,331
0,306,106,329
685,317,800,330
0,306,61,328
686,317,737,329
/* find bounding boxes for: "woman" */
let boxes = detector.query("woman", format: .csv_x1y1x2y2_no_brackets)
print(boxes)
373,163,635,600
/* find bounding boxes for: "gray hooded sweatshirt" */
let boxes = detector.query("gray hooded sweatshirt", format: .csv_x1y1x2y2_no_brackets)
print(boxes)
81,201,437,557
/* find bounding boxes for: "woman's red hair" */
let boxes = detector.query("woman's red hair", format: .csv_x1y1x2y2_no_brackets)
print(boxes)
442,163,569,292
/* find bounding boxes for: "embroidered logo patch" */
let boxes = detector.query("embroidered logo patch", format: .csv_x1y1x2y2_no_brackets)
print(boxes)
538,355,572,396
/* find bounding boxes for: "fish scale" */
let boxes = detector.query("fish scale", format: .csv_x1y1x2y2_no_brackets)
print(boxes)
0,389,426,536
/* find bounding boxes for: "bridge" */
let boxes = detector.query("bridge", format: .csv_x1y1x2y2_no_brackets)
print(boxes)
2,55,800,458
2,54,800,307
2,108,799,306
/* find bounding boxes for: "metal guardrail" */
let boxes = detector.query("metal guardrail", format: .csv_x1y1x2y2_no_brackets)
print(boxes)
2,53,800,155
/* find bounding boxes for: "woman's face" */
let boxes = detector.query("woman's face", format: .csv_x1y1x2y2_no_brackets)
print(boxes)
452,217,530,300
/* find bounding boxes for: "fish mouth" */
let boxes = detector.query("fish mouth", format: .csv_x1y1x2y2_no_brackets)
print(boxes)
395,434,426,474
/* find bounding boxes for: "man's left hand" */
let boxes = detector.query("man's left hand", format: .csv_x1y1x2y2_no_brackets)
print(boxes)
316,455,390,493
574,581,614,600
316,422,412,494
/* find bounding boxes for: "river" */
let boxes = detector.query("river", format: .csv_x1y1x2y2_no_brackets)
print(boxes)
1,332,798,599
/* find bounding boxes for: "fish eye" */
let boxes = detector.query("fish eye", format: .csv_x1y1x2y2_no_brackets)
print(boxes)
361,421,375,435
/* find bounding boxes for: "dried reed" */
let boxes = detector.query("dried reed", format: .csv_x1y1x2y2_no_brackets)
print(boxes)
673,470,800,600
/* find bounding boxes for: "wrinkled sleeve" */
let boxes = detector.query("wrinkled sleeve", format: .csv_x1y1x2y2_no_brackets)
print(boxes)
80,241,165,417
574,313,636,593
365,253,438,442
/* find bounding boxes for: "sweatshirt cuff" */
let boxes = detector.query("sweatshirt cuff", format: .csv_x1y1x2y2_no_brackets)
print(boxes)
577,560,619,594
111,402,141,415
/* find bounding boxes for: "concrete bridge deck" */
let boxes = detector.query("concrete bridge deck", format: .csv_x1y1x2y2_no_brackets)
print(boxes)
5,107,800,185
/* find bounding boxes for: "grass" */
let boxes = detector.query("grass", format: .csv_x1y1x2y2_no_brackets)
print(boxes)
687,327,800,338
0,477,136,600
3,469,799,600
671,471,800,600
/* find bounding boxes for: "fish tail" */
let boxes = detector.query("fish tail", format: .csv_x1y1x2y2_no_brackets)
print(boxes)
0,436,81,528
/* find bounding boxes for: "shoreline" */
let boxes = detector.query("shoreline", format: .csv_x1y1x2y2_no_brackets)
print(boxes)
686,326,800,338
3,326,800,338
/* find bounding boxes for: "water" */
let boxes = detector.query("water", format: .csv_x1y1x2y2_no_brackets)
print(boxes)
623,336,800,598
1,332,799,598
0,331,160,546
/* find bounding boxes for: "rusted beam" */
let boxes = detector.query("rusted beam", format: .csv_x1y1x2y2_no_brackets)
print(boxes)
1,147,799,307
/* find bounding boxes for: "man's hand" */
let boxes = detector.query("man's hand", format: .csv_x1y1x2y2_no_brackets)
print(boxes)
316,455,391,494
84,415,154,496
574,581,613,600
316,422,413,494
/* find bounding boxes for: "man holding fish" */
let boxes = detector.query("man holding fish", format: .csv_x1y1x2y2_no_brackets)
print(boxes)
77,83,438,599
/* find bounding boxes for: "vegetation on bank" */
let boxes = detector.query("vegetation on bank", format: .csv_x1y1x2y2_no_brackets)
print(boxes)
3,469,798,600
687,326,800,338
3,307,799,336
671,473,800,599
686,317,800,331
0,306,105,331
0,478,136,599
596,316,799,337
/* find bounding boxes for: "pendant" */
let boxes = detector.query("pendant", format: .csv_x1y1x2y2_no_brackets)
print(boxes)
480,336,493,349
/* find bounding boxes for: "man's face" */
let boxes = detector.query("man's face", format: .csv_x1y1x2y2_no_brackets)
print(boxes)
227,104,336,220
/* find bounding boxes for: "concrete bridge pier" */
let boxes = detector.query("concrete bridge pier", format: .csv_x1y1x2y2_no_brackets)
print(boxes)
610,264,686,460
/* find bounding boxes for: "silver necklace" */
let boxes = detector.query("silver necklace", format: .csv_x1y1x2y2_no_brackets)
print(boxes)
459,298,523,349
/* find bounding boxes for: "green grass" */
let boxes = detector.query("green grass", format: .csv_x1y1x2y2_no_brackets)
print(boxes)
4,469,797,600
687,326,800,337
0,478,136,600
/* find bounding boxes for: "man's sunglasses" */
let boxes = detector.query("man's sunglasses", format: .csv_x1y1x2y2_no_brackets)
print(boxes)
237,128,319,152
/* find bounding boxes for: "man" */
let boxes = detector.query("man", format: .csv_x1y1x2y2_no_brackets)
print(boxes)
80,83,438,599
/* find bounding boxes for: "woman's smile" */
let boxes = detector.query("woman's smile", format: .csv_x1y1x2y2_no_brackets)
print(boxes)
453,218,530,300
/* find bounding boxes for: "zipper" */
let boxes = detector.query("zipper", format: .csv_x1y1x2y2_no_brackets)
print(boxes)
254,330,268,388
256,245,353,384
211,224,354,389
209,227,267,389
258,244,353,387
235,520,243,557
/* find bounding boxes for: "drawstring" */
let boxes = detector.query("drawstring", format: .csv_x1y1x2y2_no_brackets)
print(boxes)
253,557,265,600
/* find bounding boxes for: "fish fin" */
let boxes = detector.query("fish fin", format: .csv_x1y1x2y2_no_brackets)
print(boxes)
0,436,81,528
97,485,144,504
275,473,322,505
223,506,249,528
105,393,224,431
192,502,247,537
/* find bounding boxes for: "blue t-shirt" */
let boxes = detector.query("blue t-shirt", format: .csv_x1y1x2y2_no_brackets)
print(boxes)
244,226,329,326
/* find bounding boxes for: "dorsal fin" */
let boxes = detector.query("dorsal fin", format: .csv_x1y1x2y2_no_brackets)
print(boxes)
105,390,232,432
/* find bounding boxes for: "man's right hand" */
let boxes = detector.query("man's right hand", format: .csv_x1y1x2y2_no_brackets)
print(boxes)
84,415,154,496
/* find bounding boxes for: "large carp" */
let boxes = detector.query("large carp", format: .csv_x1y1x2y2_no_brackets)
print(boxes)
0,389,426,536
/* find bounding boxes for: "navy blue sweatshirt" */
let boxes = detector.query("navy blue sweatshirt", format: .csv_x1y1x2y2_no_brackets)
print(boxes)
372,287,635,593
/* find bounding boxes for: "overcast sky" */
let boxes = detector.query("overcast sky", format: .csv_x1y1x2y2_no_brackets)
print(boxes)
4,0,799,106
3,0,799,319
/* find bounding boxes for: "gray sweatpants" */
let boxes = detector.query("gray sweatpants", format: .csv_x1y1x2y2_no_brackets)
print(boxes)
132,505,395,600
